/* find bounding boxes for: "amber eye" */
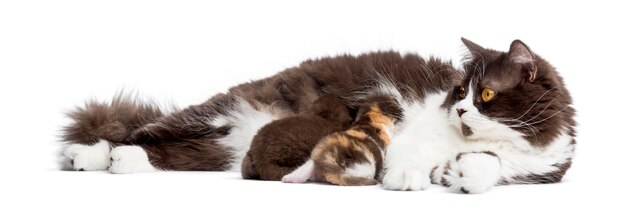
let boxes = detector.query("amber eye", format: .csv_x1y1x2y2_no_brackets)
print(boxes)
481,88,496,102
459,87,466,99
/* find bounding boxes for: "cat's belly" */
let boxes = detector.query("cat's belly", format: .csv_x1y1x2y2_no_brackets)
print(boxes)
386,91,461,172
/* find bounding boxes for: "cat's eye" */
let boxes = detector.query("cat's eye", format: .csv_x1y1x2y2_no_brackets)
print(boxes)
481,88,496,102
459,87,466,99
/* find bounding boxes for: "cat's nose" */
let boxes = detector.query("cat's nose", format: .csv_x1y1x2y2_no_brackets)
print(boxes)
456,108,467,117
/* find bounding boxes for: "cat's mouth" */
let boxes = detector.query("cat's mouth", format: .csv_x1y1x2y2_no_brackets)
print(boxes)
461,123,473,136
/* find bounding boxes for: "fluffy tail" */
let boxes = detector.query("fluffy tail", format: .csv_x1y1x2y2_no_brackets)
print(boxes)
62,94,165,145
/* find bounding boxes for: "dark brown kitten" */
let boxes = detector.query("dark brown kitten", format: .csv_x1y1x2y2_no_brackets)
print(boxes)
241,95,352,180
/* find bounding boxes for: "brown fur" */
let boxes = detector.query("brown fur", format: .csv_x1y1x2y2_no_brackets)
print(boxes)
62,94,164,145
311,95,402,186
241,95,352,180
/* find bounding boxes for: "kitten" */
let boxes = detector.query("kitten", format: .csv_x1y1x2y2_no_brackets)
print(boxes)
282,95,402,186
61,38,575,194
241,95,352,180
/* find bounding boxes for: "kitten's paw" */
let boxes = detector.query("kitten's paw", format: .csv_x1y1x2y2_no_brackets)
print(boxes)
441,152,501,194
282,160,314,183
63,140,111,171
108,146,156,174
281,173,309,183
382,167,430,191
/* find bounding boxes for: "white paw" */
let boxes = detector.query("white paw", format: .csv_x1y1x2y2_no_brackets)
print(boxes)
442,152,501,194
108,146,156,174
63,140,111,171
281,173,309,183
282,159,314,183
382,167,430,191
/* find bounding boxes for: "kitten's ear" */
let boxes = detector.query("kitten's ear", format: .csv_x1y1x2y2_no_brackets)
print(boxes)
508,40,538,82
461,37,487,58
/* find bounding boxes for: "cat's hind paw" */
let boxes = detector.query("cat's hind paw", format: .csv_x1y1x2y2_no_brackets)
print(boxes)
108,146,156,174
63,140,111,171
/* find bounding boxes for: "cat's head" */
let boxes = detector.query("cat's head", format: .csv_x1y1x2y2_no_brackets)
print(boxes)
443,38,576,147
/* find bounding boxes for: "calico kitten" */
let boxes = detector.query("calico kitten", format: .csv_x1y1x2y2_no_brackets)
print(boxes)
241,95,352,181
282,95,402,186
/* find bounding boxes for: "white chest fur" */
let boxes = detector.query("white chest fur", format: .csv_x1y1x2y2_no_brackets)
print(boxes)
384,90,575,188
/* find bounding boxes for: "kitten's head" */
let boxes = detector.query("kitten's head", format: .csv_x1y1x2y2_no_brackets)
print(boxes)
311,95,353,128
443,38,575,147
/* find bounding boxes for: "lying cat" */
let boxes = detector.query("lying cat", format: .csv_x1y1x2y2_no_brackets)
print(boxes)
241,95,352,181
61,38,575,193
282,95,401,186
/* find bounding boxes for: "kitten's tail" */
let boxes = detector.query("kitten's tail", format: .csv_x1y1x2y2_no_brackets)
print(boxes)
61,93,165,145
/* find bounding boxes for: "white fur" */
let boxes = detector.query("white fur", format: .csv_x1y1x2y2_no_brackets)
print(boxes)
382,166,431,191
109,146,157,174
282,159,314,183
380,84,575,193
444,153,501,193
210,98,279,171
63,140,111,171
345,155,376,179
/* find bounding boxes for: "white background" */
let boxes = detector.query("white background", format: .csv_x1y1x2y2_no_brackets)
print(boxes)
1,0,623,209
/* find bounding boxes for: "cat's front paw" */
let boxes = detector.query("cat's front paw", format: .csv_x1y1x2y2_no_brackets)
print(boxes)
440,152,501,194
382,167,430,191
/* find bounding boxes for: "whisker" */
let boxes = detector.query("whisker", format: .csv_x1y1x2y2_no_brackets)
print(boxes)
525,106,570,126
524,92,563,123
514,86,558,121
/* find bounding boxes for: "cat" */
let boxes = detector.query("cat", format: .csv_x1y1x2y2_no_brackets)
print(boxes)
381,39,575,193
281,95,402,186
241,95,353,181
60,38,575,193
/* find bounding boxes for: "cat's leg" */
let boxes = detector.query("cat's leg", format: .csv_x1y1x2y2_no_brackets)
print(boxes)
381,140,432,191
114,95,279,173
282,159,315,183
62,93,280,173
432,151,501,194
61,94,164,171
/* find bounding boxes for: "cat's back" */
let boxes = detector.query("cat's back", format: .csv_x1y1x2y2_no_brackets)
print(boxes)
298,51,463,99
229,51,463,113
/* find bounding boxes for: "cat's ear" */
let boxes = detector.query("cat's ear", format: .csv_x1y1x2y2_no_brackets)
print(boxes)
461,37,487,58
508,40,538,82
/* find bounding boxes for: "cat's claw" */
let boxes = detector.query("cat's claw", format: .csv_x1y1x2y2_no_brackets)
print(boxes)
382,167,430,191
442,152,501,194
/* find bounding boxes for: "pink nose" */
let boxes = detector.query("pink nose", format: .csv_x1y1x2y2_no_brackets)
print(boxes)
456,108,467,117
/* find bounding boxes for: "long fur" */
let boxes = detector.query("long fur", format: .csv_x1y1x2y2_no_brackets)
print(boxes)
62,93,165,145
